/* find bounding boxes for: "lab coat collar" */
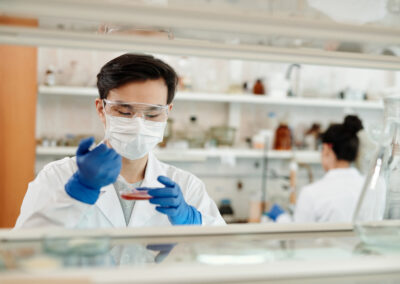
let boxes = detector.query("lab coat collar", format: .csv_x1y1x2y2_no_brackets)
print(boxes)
97,184,126,228
128,152,166,227
324,167,360,179
142,151,165,188
96,152,166,228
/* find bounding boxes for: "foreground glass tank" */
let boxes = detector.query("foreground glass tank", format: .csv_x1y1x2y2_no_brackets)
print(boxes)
354,94,400,247
2,224,400,284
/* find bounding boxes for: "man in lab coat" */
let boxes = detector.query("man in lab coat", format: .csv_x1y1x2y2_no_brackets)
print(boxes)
16,54,225,229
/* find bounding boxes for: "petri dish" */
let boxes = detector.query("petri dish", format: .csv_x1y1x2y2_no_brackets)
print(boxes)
120,188,152,201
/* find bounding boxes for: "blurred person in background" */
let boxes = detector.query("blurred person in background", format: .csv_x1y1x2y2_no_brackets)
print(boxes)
267,115,366,223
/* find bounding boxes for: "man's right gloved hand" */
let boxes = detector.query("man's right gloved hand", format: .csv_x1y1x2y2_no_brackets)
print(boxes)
65,137,122,204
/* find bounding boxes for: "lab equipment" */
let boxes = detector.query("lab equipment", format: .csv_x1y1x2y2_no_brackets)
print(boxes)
120,188,152,201
103,98,169,122
274,122,292,150
43,236,110,257
44,65,56,86
65,137,122,204
103,99,168,159
252,78,265,95
140,176,202,225
104,113,167,160
289,160,298,208
186,116,205,148
210,126,236,147
248,193,264,223
354,95,400,247
285,64,301,97
252,129,274,150
218,199,235,223
304,123,321,150
5,224,400,282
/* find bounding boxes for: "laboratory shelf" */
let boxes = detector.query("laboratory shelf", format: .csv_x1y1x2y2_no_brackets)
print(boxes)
36,146,77,156
177,92,384,110
1,1,400,70
36,146,321,163
38,85,384,110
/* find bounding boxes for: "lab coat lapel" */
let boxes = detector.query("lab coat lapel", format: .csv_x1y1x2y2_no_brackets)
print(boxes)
128,152,167,227
96,184,126,228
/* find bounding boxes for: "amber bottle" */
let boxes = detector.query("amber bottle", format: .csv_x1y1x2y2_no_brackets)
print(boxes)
253,79,265,95
273,123,292,150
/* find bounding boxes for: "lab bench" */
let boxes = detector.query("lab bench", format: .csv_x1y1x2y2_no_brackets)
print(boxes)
0,223,399,284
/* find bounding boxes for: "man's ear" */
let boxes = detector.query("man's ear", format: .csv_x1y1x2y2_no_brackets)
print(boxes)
321,144,331,157
95,98,106,126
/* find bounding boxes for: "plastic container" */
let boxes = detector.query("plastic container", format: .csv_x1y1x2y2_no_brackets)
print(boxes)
252,130,273,150
120,188,152,201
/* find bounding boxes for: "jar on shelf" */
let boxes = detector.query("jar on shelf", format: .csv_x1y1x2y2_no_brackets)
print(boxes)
186,116,205,148
273,122,292,150
218,199,235,223
44,65,56,86
252,79,266,95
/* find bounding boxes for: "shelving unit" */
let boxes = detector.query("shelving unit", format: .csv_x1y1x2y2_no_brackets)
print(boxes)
38,85,384,110
36,85,383,163
1,0,400,70
36,146,321,164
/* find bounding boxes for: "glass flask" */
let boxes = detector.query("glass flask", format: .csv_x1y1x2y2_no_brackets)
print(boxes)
354,95,400,247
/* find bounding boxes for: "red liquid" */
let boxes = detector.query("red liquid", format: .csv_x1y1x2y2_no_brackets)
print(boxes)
120,192,152,201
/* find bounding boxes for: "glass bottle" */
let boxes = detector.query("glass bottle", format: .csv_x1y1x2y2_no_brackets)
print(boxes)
186,116,205,148
354,95,400,247
218,199,235,224
273,122,292,150
252,79,265,95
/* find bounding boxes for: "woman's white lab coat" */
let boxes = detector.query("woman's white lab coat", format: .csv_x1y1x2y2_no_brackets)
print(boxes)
15,152,225,228
282,168,366,223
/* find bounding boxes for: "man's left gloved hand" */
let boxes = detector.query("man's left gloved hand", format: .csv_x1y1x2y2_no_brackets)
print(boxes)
137,176,202,225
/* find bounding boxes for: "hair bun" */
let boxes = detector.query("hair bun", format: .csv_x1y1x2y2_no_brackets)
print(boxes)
343,115,363,134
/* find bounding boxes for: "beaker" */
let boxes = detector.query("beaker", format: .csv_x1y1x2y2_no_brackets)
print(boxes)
354,95,400,247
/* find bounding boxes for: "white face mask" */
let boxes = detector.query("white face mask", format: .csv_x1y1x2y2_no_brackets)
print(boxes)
104,114,166,160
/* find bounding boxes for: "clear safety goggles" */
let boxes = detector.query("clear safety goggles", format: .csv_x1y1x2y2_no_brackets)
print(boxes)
103,99,169,122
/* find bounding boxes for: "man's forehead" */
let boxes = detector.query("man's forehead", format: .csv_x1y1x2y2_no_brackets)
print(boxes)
107,80,168,104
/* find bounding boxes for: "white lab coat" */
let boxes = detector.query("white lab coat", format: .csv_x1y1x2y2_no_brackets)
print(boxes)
15,152,225,229
279,168,366,223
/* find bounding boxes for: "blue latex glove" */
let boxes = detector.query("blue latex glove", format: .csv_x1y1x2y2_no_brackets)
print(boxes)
138,176,202,225
266,203,285,222
65,137,122,204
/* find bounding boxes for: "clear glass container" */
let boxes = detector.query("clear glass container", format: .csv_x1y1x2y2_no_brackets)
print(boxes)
186,116,205,148
354,95,400,247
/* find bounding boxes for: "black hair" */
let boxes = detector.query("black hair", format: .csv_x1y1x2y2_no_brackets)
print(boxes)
97,53,178,104
321,115,363,162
